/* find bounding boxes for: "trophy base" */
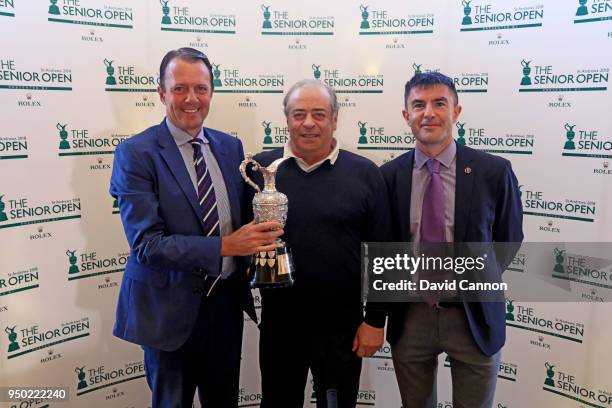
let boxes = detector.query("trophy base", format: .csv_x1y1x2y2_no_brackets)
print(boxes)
249,244,295,288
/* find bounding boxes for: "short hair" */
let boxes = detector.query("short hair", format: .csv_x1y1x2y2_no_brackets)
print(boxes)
404,72,458,107
283,79,339,117
159,47,214,91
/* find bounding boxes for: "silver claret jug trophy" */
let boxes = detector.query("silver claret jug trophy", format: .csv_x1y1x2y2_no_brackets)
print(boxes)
240,154,295,288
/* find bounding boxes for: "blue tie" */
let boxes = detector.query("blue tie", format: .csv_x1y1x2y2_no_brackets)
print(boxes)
189,139,220,237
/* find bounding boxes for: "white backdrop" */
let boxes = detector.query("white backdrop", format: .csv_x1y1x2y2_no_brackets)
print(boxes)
1,1,611,407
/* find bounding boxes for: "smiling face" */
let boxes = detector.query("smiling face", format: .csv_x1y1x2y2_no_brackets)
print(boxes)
158,58,212,137
286,85,338,165
403,83,462,156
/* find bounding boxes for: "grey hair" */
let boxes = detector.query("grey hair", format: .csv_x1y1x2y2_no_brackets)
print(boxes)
282,79,339,117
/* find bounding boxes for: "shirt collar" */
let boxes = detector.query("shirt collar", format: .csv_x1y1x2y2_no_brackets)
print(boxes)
414,140,456,169
282,137,340,171
165,117,206,146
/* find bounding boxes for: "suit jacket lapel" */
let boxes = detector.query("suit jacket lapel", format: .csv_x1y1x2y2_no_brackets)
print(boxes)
157,121,204,224
397,151,414,241
454,143,475,242
206,129,241,230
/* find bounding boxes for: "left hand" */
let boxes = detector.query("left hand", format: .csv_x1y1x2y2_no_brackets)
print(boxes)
352,322,384,358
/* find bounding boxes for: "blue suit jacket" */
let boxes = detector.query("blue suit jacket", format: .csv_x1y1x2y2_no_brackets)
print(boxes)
380,143,523,356
110,120,255,352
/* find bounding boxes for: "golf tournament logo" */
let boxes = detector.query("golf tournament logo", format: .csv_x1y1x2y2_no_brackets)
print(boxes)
159,0,236,34
460,2,544,32
65,248,129,282
0,59,72,91
542,362,612,406
443,353,518,382
310,389,375,405
0,267,39,297
506,301,585,344
238,387,262,406
561,123,611,159
55,122,130,156
410,62,440,76
5,317,91,359
0,0,15,17
261,120,288,150
457,122,534,155
522,187,596,222
47,0,133,29
574,0,612,24
507,252,527,273
212,63,284,93
260,4,334,36
552,249,612,295
356,120,414,151
452,72,489,93
0,136,28,160
73,360,145,397
311,63,383,94
358,3,434,36
0,194,81,230
103,59,159,92
519,60,608,92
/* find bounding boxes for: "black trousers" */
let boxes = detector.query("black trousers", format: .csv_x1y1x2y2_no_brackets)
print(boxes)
259,311,362,408
144,276,244,408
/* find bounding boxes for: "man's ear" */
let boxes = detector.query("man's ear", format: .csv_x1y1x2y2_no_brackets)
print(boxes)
402,109,410,125
157,86,166,106
453,104,462,123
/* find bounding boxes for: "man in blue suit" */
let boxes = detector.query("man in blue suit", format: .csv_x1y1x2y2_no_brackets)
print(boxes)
110,48,282,408
380,72,523,408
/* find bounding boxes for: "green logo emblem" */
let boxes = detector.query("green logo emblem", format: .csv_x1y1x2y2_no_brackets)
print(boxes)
456,122,466,145
160,0,172,24
0,195,8,222
67,250,80,274
505,299,515,321
576,0,588,16
520,59,532,86
413,63,422,75
553,248,565,273
75,366,88,389
104,59,117,85
358,121,368,144
360,5,370,29
48,0,60,15
261,4,272,29
312,64,321,79
57,123,70,149
462,0,473,25
212,63,222,88
5,326,20,352
262,121,272,144
544,362,555,387
563,124,576,150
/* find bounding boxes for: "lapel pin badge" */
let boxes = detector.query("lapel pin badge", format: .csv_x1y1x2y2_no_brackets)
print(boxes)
464,166,472,174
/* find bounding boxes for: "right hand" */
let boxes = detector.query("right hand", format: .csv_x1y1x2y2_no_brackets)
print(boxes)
221,221,284,256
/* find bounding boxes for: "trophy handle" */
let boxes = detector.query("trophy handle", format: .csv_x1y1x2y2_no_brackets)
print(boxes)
240,155,262,192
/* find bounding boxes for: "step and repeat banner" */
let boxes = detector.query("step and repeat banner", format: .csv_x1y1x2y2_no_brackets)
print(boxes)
1,1,611,407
